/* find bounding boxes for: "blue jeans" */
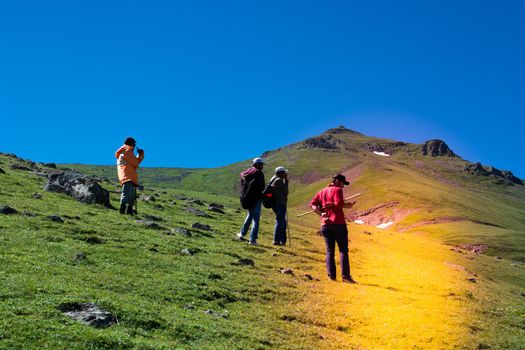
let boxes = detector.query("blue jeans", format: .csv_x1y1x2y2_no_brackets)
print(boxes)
321,224,351,280
240,200,262,242
273,204,287,244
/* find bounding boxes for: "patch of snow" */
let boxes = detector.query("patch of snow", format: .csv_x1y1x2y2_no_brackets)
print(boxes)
376,221,394,229
373,151,390,157
354,219,365,225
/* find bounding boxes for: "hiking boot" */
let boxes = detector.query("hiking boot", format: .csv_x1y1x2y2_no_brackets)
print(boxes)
342,277,357,284
248,241,257,246
119,203,126,214
236,233,247,241
126,205,134,215
273,242,282,245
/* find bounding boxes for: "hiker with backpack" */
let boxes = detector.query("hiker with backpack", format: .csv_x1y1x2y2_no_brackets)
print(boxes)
267,166,289,245
238,158,266,245
115,137,144,215
309,174,357,283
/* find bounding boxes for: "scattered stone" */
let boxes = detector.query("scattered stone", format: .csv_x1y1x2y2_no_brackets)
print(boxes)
142,214,164,222
208,204,225,214
63,215,81,220
235,258,255,267
271,253,278,257
281,268,294,275
174,195,188,200
140,195,156,202
496,256,502,260
191,222,211,231
455,244,488,254
59,302,117,328
47,215,64,223
23,211,37,217
184,304,195,310
185,207,211,218
10,163,33,171
32,193,43,199
44,171,111,207
187,198,205,206
363,231,373,235
421,139,456,157
0,206,17,215
149,246,159,253
74,252,87,262
180,248,196,256
467,277,477,283
84,236,104,244
172,227,192,237
208,203,224,210
204,309,229,318
303,273,319,281
136,220,163,230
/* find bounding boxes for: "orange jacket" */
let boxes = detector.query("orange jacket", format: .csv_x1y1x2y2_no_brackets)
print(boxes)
115,145,144,186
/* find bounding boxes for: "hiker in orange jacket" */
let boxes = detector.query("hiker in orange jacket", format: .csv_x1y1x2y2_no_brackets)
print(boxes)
115,137,144,215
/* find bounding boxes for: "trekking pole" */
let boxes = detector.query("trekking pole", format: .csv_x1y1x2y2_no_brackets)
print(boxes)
134,185,138,214
286,212,291,247
296,193,362,217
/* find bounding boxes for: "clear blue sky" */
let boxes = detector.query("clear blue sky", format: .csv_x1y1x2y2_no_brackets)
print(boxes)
1,1,524,178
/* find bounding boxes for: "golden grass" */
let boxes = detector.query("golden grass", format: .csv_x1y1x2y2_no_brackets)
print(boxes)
290,220,476,350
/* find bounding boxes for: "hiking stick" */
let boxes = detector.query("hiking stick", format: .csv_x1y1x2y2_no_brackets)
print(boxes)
286,212,291,247
296,193,362,217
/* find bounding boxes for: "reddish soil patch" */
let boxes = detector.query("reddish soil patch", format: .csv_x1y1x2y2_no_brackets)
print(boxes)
348,202,418,228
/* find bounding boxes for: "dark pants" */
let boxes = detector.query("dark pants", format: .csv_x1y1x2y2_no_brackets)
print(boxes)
321,224,350,280
120,181,136,207
272,204,287,244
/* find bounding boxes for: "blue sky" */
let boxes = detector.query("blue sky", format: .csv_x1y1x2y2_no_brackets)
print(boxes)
1,1,524,177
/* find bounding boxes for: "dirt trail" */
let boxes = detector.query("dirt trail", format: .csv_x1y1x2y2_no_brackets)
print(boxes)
291,222,476,349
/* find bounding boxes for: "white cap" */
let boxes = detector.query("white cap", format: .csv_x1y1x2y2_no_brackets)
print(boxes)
275,166,288,174
252,157,265,165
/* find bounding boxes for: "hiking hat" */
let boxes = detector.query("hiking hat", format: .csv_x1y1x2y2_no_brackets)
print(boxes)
275,166,288,174
333,174,350,185
252,158,266,165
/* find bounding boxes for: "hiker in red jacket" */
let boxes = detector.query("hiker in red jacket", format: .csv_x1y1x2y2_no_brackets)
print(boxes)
310,174,357,283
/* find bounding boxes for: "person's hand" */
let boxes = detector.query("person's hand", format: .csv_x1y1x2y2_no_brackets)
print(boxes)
137,148,144,155
321,212,329,219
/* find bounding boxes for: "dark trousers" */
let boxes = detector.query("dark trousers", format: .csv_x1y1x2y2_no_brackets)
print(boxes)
321,224,350,280
272,204,287,244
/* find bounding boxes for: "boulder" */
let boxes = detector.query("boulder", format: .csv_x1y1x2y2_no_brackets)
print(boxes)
421,140,456,157
140,195,156,202
235,258,255,267
136,220,163,230
44,171,111,207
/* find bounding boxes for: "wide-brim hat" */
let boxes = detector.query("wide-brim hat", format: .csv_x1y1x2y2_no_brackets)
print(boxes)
333,174,350,185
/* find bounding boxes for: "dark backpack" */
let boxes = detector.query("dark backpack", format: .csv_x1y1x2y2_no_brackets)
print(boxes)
240,173,258,209
262,177,278,209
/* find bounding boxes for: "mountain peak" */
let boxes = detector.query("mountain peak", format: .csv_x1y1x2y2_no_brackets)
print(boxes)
421,139,456,157
324,125,363,135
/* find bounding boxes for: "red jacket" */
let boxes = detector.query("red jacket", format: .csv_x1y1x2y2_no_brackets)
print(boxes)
310,184,346,225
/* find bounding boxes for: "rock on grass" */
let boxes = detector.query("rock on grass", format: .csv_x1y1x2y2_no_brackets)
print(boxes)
0,206,17,215
59,302,117,328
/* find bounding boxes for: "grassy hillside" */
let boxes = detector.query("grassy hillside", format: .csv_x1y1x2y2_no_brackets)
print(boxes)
3,126,524,349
